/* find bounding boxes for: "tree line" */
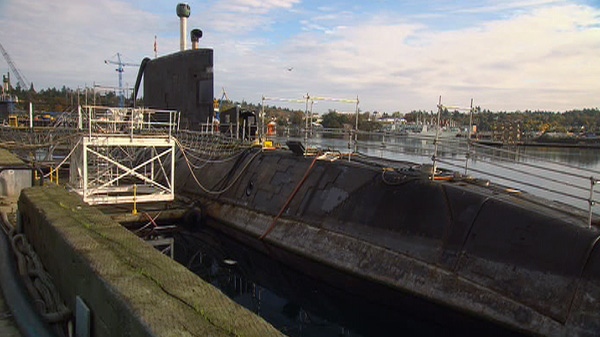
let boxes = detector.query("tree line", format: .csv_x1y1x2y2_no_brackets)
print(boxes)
399,108,600,134
8,86,599,133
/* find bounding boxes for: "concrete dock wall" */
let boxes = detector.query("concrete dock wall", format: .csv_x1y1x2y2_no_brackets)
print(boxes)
0,148,32,214
18,185,283,337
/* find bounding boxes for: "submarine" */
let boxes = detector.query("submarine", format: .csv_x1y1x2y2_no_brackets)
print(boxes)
136,4,600,336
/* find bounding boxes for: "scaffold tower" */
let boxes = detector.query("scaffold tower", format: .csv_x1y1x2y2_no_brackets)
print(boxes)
70,105,178,205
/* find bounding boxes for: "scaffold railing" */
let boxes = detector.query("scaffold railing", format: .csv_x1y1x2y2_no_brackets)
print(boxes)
80,105,179,138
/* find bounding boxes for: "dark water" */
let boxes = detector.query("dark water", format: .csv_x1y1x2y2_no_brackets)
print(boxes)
175,228,365,337
173,226,525,337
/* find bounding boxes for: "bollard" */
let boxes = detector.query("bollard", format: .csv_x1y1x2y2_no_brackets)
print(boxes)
132,184,138,215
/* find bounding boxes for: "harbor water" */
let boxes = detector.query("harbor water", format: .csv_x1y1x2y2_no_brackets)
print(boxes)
295,132,600,212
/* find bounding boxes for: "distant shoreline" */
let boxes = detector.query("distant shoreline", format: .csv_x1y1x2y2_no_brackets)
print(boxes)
475,139,600,149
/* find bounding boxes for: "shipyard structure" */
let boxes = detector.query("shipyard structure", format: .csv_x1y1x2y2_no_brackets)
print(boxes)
0,3,596,337
0,73,18,121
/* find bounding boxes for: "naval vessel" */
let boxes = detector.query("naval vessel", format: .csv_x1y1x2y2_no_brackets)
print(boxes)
135,4,600,335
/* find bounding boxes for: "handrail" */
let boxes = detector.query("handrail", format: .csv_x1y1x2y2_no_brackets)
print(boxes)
436,141,597,191
469,140,600,176
435,157,588,202
313,132,599,223
79,105,179,136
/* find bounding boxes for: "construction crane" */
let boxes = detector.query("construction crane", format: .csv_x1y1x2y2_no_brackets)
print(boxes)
104,53,139,107
0,41,30,89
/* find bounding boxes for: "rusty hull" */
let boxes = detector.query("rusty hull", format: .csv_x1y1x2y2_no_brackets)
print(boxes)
174,148,600,336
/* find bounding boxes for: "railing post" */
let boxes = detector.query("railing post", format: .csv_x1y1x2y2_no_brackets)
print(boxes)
465,99,474,176
78,105,83,130
130,107,134,140
88,106,92,139
432,96,442,180
464,149,471,176
589,176,598,228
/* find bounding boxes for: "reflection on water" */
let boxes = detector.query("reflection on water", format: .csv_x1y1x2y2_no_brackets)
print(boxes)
174,228,361,337
174,227,525,337
291,132,600,168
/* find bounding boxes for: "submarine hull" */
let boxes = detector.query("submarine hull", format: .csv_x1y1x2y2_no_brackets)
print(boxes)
190,219,527,337
174,146,600,336
139,48,599,336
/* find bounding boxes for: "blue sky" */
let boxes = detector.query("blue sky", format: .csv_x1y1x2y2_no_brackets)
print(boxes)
1,0,599,113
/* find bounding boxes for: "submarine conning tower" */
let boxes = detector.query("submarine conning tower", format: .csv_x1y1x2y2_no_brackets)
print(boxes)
143,3,213,130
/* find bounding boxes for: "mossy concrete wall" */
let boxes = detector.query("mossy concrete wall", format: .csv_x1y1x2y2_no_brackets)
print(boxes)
0,148,27,167
18,185,284,337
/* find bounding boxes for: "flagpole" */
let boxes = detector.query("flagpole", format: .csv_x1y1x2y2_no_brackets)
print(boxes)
154,35,158,58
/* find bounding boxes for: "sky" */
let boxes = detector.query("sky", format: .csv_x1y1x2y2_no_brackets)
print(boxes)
0,0,599,114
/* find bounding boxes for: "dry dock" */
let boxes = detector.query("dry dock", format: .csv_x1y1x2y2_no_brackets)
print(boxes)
16,185,284,337
0,146,284,337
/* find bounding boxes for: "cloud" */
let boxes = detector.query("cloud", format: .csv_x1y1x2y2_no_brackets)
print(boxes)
0,0,160,90
205,0,301,34
217,0,300,13
446,0,567,14
1,0,598,113
226,2,600,113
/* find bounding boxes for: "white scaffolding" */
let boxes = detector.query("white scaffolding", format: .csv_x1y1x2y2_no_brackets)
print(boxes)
70,105,178,205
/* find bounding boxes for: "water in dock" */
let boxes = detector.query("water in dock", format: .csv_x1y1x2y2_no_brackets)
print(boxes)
172,226,526,337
